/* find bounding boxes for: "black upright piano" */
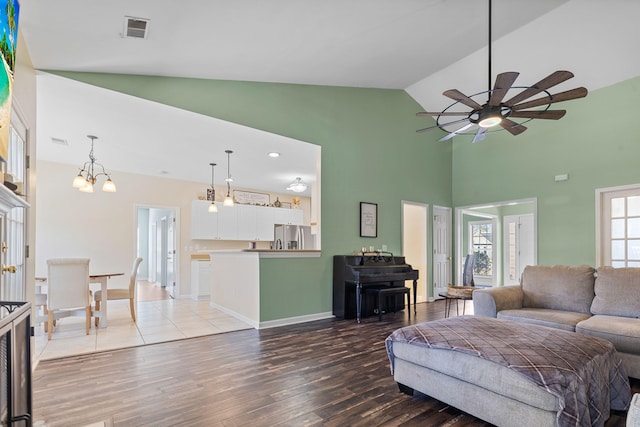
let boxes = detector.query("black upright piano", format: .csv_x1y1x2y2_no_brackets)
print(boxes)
333,254,419,322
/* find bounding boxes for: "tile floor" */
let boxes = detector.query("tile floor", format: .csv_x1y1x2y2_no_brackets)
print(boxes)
34,298,253,361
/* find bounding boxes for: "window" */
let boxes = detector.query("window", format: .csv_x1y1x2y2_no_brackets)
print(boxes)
598,185,640,267
469,221,493,277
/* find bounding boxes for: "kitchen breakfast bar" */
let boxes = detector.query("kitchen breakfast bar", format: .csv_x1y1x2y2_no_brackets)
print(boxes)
201,249,321,328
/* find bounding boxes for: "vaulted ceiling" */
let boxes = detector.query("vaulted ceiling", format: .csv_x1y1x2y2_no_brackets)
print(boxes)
18,0,640,193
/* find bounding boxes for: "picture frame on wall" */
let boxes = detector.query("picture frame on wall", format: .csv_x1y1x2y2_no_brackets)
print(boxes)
360,202,377,238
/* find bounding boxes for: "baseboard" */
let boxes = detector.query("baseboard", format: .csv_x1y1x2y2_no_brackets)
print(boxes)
259,312,334,329
209,303,259,329
207,305,334,330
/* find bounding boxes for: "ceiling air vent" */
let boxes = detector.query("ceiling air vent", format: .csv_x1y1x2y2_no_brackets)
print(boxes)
50,137,68,146
123,17,149,39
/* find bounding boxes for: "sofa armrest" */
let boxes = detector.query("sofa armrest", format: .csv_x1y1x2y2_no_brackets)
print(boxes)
472,286,524,318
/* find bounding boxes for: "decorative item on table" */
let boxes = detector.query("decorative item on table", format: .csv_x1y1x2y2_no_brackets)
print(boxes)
447,284,474,298
274,197,281,207
292,197,301,209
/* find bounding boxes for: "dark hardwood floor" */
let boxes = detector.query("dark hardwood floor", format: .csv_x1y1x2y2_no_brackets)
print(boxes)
32,300,639,427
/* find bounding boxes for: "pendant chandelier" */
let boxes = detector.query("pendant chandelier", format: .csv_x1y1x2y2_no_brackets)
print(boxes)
208,162,218,213
71,135,116,193
223,149,234,207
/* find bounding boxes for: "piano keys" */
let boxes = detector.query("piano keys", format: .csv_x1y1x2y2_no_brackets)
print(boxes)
333,254,419,322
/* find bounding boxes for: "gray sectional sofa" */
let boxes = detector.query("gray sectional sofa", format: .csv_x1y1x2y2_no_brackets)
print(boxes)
473,264,640,379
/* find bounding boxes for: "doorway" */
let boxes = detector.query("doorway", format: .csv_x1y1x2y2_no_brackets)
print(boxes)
432,206,452,299
402,202,428,302
136,205,179,299
503,214,535,285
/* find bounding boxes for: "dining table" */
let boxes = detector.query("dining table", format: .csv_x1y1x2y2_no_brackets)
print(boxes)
35,272,124,329
89,273,124,328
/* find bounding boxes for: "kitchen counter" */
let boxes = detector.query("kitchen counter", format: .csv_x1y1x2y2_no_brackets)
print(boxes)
201,249,322,328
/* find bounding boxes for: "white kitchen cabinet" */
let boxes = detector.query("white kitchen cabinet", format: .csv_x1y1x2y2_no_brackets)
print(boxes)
270,207,303,226
236,204,258,241
191,200,237,240
191,200,217,239
216,204,238,240
191,259,211,300
236,205,280,241
255,210,275,240
191,200,302,241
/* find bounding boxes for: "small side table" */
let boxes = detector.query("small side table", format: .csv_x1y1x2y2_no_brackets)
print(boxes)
438,292,472,318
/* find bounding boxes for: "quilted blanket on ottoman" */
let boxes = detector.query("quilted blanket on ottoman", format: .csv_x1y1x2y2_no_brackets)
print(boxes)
386,316,631,427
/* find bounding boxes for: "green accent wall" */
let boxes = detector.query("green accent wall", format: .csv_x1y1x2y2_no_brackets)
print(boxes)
47,71,640,320
453,76,640,266
49,71,452,321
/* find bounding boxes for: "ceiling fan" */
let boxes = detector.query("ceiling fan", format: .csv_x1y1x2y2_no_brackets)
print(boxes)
416,0,588,143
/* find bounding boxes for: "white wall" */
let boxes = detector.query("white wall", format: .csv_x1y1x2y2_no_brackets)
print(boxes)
36,160,311,297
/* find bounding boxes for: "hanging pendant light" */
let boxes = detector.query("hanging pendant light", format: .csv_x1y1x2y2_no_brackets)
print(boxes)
71,135,117,193
208,162,218,213
223,150,234,207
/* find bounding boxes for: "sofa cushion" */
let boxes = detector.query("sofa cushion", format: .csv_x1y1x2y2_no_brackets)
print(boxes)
521,265,595,314
576,315,640,354
590,266,640,318
498,308,591,332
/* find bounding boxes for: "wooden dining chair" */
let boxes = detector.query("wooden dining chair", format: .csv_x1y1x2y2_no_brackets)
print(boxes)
46,258,91,340
94,257,143,324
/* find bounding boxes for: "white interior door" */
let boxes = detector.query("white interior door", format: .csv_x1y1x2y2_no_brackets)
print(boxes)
503,214,535,285
166,215,176,298
402,202,428,302
433,206,451,300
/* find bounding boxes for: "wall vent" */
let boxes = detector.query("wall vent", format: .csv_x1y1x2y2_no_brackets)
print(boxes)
123,17,149,39
50,137,68,146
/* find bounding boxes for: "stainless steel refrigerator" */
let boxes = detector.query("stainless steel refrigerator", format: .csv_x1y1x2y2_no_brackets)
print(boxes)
273,224,315,250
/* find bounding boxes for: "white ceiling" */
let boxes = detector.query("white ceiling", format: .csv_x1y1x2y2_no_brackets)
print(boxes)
17,0,640,193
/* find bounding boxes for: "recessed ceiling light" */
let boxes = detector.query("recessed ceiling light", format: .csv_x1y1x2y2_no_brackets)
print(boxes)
268,152,280,158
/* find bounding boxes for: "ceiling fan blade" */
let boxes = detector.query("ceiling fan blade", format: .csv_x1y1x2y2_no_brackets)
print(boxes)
438,123,474,141
500,119,527,136
443,89,483,110
504,70,575,106
416,117,470,133
509,110,566,120
511,87,588,110
416,111,470,117
489,72,519,106
471,128,487,143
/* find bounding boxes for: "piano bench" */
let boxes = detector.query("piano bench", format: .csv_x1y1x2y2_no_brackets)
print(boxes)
365,287,410,321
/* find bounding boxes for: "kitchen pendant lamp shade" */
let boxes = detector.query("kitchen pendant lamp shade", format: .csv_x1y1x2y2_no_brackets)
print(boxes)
72,135,117,193
208,162,218,213
287,177,307,193
224,150,235,207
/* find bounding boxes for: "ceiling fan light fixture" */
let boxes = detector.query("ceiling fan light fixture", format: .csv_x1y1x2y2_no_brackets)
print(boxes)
478,116,502,128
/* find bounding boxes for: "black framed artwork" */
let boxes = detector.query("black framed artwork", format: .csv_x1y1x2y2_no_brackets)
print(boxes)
360,202,378,237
